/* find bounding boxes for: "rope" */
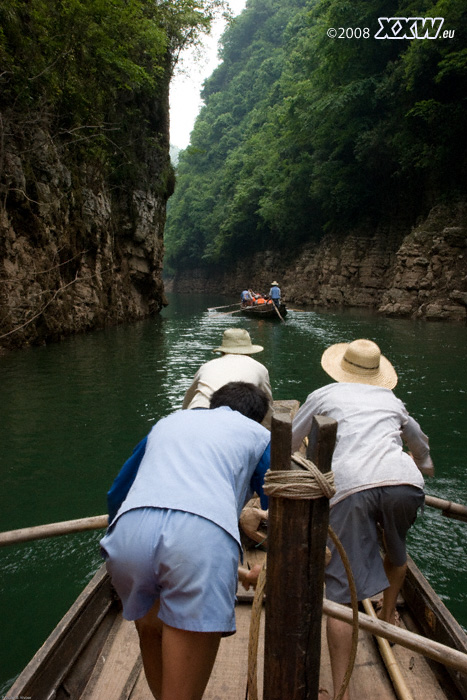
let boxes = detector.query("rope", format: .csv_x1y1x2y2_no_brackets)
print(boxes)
246,562,267,700
327,526,359,700
262,452,336,500
246,453,358,700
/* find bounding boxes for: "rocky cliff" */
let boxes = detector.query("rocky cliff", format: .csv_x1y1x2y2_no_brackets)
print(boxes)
168,204,467,322
0,115,172,352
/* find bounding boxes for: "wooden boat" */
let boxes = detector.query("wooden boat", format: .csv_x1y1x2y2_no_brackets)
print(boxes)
241,301,287,319
4,402,467,700
5,552,467,700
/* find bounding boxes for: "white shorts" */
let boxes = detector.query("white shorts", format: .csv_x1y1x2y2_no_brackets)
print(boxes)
100,507,240,634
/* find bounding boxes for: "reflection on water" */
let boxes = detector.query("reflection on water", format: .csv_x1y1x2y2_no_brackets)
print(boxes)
0,293,466,689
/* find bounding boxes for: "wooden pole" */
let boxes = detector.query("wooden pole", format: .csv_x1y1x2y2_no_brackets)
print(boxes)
207,303,241,311
0,514,109,547
361,599,413,700
263,412,337,700
272,303,285,322
324,599,467,674
210,309,244,316
424,495,467,522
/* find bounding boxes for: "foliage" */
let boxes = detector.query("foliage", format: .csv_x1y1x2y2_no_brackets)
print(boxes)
0,0,222,188
164,0,467,270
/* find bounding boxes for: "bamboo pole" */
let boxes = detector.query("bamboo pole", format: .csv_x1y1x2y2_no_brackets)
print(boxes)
271,303,285,322
361,599,413,700
425,495,467,522
323,599,467,674
207,303,241,311
0,514,108,547
210,309,244,316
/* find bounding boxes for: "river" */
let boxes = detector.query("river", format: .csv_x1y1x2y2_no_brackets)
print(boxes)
1,293,466,691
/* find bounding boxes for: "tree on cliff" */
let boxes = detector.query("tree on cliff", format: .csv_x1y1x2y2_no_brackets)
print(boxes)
164,0,467,272
0,0,225,349
0,0,224,186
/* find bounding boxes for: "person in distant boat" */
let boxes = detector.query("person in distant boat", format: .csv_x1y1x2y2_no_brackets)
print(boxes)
241,289,253,306
182,328,273,428
291,339,434,700
100,382,270,700
268,280,281,307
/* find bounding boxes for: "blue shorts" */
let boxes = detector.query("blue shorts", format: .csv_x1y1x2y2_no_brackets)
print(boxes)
326,485,425,604
100,507,239,634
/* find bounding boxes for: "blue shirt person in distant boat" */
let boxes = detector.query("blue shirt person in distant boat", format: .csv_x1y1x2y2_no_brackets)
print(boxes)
291,339,434,700
241,288,253,306
268,280,281,307
100,382,271,700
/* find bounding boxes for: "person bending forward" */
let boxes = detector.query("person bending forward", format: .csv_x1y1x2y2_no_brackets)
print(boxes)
100,381,271,700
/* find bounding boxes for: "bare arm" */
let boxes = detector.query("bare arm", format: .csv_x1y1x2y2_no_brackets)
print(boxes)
402,415,435,476
238,564,262,591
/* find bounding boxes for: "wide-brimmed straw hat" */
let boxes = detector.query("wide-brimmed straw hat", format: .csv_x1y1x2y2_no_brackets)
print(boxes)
321,339,398,389
271,281,279,286
213,328,263,355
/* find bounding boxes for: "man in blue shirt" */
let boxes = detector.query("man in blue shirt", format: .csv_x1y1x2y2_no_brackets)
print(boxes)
101,381,270,700
241,288,253,305
268,280,281,307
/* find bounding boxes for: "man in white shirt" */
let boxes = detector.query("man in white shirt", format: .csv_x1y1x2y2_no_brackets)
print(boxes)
292,339,434,700
182,328,273,427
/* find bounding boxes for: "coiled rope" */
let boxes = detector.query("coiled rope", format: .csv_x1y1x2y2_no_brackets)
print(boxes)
262,452,336,500
246,453,359,700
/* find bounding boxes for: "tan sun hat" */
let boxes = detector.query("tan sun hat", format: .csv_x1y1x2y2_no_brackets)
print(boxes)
321,339,398,389
271,281,279,286
213,328,263,355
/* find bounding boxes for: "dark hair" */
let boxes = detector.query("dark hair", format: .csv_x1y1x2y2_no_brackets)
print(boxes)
209,381,269,423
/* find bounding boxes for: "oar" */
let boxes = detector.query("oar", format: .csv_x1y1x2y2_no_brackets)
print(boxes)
211,308,244,316
207,303,241,311
272,302,285,323
0,514,109,547
362,598,414,700
425,495,467,523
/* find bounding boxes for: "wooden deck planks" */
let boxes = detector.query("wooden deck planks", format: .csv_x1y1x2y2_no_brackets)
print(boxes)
57,591,462,700
204,604,265,700
80,615,142,700
67,549,463,700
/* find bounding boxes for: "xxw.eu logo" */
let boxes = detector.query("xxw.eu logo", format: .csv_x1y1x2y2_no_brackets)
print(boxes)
375,17,446,39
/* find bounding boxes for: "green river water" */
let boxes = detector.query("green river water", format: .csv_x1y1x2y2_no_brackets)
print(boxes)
0,293,466,691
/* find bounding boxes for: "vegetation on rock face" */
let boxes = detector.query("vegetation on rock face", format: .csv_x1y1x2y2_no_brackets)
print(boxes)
0,0,224,349
164,0,467,272
0,0,222,189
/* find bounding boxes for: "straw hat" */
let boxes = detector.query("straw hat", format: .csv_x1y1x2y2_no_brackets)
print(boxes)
213,328,263,355
271,281,279,286
321,339,398,389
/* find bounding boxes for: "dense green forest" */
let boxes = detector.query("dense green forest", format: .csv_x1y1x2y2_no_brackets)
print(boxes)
165,0,467,272
0,0,221,192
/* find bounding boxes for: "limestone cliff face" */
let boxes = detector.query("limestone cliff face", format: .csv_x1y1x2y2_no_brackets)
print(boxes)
0,119,172,352
169,204,467,322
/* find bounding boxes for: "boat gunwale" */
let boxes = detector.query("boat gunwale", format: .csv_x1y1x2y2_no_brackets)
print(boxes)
241,303,287,318
7,564,117,699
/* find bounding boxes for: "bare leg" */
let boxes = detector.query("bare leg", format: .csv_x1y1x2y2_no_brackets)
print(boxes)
135,600,164,699
135,599,221,700
160,624,221,700
327,616,352,700
378,555,407,625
